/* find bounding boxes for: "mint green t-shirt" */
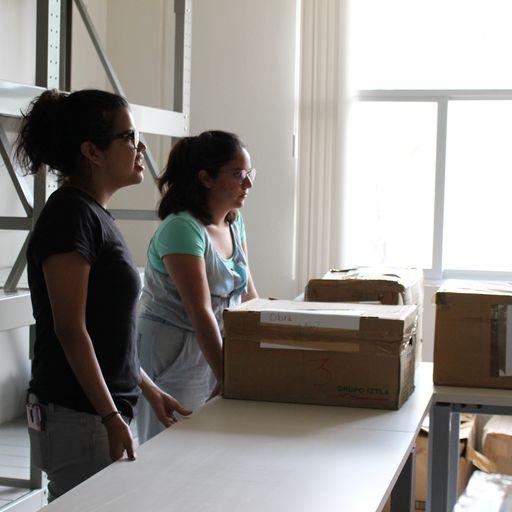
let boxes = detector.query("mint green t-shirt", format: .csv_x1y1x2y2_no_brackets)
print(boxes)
148,211,247,274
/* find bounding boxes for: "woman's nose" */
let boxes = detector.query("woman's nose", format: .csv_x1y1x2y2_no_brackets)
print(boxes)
242,176,253,189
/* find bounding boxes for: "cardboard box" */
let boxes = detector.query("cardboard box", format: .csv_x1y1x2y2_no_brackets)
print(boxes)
434,280,512,388
415,414,475,511
482,415,512,475
223,299,417,410
305,267,424,365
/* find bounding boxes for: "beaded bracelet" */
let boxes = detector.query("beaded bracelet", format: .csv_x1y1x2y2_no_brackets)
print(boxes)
101,410,121,424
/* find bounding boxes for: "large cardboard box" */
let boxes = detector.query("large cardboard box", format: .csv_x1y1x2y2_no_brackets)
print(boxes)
415,414,475,511
434,280,512,388
482,415,512,475
223,299,417,410
305,267,424,364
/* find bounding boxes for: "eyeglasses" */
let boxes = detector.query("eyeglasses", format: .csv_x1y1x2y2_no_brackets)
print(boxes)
227,168,257,184
109,129,141,149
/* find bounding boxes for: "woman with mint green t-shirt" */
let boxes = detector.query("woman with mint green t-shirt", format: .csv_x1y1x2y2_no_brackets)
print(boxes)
136,131,258,443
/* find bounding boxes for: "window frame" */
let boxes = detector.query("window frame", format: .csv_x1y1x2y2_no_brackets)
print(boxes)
352,89,512,282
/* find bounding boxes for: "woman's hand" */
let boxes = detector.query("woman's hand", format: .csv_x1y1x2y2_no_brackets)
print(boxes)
147,388,193,427
140,369,192,427
104,414,136,462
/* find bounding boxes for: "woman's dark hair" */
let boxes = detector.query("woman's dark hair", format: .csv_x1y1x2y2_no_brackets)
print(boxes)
15,89,129,177
157,130,245,224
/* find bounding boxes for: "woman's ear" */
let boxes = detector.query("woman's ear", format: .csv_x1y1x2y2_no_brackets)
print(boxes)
80,141,104,167
198,169,214,189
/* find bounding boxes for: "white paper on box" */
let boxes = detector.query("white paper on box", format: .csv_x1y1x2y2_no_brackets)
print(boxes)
260,309,361,330
259,341,359,352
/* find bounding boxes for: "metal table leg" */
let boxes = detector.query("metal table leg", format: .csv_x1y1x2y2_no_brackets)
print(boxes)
427,402,455,512
391,446,416,512
447,411,460,511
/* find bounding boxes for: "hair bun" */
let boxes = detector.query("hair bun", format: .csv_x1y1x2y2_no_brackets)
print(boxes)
16,89,70,175
15,88,128,178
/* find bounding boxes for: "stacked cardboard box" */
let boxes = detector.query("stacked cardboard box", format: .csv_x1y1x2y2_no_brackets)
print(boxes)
223,298,417,410
305,267,423,365
434,280,512,388
415,414,475,511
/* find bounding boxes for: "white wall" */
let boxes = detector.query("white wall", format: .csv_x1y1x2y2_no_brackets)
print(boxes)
104,0,175,264
0,0,36,86
189,0,300,299
71,0,108,91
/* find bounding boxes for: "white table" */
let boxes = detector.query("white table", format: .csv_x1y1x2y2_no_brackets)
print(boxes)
41,363,433,512
427,384,512,512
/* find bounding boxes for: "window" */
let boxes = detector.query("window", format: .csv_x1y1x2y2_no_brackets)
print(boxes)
343,0,512,279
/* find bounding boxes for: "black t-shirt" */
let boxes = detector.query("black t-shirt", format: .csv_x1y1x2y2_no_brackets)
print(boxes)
27,186,141,418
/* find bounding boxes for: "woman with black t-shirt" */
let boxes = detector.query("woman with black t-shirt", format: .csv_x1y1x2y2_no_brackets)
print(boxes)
16,89,191,502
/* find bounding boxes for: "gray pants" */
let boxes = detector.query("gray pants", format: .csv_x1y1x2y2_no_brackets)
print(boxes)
27,396,112,502
136,314,217,444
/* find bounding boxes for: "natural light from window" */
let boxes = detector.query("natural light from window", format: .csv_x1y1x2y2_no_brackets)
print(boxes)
343,102,436,269
344,0,512,276
444,101,512,271
347,0,512,91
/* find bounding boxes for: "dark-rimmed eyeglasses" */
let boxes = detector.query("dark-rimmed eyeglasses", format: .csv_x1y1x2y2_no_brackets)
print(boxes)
106,129,141,149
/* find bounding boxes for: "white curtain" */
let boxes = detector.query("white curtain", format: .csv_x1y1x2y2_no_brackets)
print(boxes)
296,0,349,288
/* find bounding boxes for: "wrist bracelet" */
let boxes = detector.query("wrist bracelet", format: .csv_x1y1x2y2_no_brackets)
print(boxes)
101,410,121,424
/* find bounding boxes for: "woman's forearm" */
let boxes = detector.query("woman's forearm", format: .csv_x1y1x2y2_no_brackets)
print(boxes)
162,254,224,382
187,308,223,381
243,270,258,302
140,368,162,402
55,324,118,417
241,243,258,302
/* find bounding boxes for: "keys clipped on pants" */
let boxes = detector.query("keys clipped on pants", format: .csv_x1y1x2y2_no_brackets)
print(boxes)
26,403,45,431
